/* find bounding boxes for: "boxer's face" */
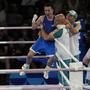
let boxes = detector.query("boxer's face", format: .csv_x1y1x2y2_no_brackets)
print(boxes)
44,6,54,17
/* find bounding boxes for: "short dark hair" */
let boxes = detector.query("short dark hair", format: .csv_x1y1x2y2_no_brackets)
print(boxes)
44,3,55,11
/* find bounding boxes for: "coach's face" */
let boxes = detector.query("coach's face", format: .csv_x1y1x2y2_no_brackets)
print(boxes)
54,16,59,25
66,13,76,23
54,14,65,26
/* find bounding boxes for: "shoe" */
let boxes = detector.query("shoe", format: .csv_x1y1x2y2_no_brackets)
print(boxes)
22,64,29,70
20,64,29,76
43,66,50,79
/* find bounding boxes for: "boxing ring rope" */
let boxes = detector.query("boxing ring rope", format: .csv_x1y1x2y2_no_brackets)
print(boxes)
0,41,35,44
56,52,69,68
0,55,49,59
56,52,70,85
56,63,70,85
0,38,79,62
55,38,79,62
55,38,79,86
0,26,90,90
0,68,89,89
0,26,32,30
0,85,69,90
0,85,89,90
0,67,89,74
54,38,90,90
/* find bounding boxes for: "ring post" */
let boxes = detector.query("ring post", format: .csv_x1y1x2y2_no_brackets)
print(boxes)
70,62,83,90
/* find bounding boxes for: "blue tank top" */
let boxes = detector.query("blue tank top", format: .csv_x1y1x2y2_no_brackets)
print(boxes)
43,16,54,33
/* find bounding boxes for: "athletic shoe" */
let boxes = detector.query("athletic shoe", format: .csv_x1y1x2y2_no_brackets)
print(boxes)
20,64,29,76
43,66,50,79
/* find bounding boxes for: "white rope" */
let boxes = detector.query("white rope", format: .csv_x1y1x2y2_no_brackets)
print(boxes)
0,26,41,30
0,67,89,74
0,85,89,90
56,63,70,85
0,69,74,74
56,52,69,69
0,69,79,74
0,85,67,90
55,39,79,62
0,26,32,30
0,41,35,44
0,55,49,59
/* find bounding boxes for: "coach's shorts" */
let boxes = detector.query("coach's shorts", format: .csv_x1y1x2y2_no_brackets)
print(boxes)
30,37,55,57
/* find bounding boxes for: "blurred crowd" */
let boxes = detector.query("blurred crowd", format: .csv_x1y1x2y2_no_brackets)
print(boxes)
0,0,90,84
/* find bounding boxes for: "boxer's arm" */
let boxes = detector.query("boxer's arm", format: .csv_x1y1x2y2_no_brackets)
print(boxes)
41,28,63,40
32,15,44,30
